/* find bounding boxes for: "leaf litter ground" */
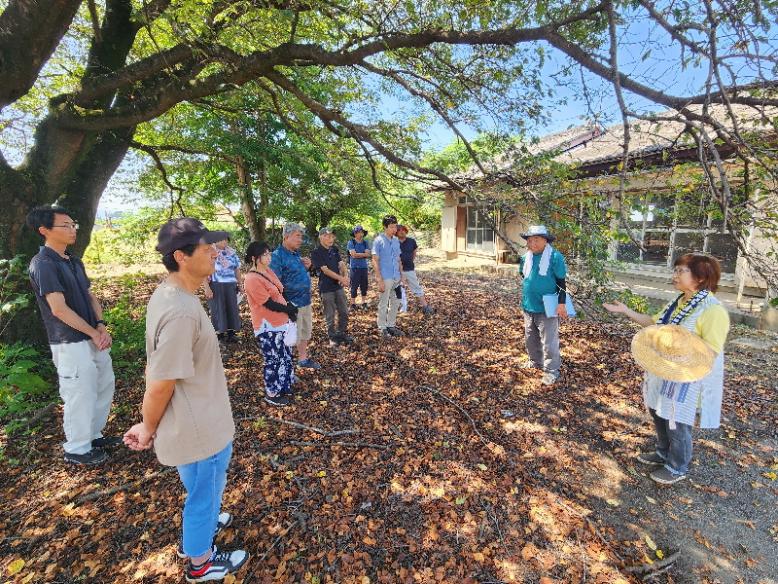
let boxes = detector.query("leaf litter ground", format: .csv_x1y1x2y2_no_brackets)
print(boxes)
1,266,776,584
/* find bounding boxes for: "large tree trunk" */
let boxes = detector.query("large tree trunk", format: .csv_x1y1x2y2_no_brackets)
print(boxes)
0,0,142,344
0,0,82,112
236,156,262,241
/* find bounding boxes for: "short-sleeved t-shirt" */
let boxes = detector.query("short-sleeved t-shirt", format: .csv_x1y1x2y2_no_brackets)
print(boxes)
654,298,731,354
399,237,418,271
372,233,401,280
269,245,312,307
145,281,235,467
520,249,567,313
28,246,97,345
311,244,343,293
347,239,370,269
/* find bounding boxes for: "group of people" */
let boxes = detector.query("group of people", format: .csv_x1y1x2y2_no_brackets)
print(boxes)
24,205,731,581
199,215,436,406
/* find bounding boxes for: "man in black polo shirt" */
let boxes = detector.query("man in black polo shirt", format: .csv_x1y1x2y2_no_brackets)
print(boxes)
311,227,353,347
27,205,119,466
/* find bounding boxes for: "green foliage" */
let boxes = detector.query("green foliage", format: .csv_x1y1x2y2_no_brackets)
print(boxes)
0,343,54,431
608,289,651,314
0,256,33,337
84,206,241,268
769,297,778,309
134,94,387,238
83,206,177,266
103,277,147,376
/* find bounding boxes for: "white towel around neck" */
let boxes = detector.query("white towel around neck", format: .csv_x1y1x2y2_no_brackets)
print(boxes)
522,244,552,278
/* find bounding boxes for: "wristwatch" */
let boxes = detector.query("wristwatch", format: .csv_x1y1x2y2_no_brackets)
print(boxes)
95,319,106,326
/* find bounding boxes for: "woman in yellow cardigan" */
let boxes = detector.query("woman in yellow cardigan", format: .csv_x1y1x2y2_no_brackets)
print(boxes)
604,253,730,485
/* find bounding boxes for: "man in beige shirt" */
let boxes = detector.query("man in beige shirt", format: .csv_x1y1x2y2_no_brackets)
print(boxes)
124,218,248,582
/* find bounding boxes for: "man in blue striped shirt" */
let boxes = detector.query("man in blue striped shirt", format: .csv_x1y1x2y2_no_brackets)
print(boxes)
270,223,320,369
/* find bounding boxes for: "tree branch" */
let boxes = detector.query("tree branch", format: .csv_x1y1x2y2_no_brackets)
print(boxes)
266,69,465,190
0,0,82,111
129,140,186,196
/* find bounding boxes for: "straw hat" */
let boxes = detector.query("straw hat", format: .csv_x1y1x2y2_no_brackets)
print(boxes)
630,324,715,382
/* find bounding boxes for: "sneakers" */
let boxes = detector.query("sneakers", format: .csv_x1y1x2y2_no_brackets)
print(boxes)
540,372,559,386
637,451,666,465
518,360,540,370
185,547,249,582
650,466,687,485
381,328,394,338
329,334,353,347
421,306,435,315
298,358,321,370
64,448,108,465
177,513,234,558
386,327,405,337
91,436,123,449
264,394,291,407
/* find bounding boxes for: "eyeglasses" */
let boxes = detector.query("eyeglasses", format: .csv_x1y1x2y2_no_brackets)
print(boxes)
53,223,79,230
672,267,691,275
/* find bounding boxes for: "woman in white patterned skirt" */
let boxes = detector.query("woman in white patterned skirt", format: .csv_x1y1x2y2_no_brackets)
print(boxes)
604,253,730,485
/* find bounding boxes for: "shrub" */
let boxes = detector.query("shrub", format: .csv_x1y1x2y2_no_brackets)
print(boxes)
0,343,55,431
104,283,147,376
0,256,33,338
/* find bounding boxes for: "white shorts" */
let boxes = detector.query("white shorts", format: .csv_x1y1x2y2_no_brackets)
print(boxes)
296,304,313,341
403,270,425,297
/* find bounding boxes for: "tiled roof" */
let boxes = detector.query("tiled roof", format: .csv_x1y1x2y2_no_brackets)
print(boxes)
453,103,776,182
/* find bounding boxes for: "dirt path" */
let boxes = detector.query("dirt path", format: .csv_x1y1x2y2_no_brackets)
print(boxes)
0,266,775,584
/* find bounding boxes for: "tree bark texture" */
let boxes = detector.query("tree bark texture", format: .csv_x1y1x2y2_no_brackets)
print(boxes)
236,155,262,241
0,0,141,259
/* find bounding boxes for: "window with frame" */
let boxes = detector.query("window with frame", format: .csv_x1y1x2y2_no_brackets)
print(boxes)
466,207,495,253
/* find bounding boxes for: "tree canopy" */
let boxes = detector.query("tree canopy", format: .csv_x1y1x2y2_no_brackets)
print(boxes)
1,0,777,289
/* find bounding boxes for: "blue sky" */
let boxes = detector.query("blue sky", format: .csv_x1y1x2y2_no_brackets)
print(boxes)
2,5,769,215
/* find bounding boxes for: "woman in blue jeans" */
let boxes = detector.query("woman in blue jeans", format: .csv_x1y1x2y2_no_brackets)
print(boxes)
604,253,730,485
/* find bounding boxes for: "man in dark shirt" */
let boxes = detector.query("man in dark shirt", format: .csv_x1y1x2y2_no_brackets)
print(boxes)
311,227,352,347
27,205,119,466
397,225,434,315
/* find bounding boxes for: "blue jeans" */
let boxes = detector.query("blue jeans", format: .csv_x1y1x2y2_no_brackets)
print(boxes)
176,441,233,557
650,409,693,475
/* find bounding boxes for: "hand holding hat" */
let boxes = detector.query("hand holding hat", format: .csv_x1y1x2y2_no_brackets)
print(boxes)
631,324,715,382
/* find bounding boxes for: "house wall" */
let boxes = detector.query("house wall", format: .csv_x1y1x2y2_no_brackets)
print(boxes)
455,206,467,253
736,228,773,294
441,198,457,255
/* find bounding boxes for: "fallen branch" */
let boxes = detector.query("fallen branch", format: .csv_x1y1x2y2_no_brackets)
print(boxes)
73,467,175,504
238,414,359,438
290,440,389,450
420,384,489,446
552,496,626,564
244,518,302,580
